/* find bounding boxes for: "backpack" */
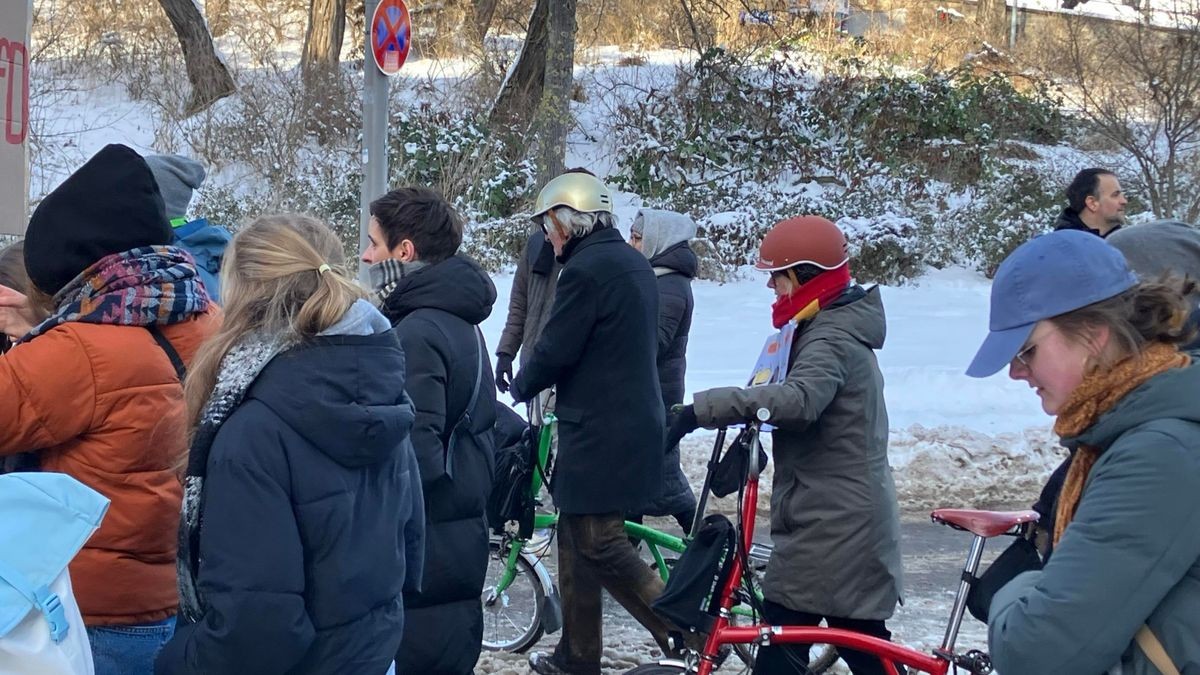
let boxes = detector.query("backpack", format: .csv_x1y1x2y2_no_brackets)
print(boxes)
0,472,110,675
172,218,232,303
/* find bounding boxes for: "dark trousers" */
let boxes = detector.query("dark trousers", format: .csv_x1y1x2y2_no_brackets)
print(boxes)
552,512,675,674
753,599,893,675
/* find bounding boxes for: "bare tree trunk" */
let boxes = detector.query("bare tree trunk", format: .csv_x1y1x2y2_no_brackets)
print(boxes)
302,0,347,85
532,0,577,183
474,0,499,42
156,0,237,116
488,0,550,131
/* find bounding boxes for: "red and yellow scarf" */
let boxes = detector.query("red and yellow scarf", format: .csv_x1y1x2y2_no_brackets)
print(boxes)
770,264,851,328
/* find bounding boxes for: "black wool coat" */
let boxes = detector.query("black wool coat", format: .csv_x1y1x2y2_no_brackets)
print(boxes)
511,226,666,515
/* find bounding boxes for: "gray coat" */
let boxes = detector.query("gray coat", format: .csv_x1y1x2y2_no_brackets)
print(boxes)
498,232,561,367
988,359,1200,675
693,287,902,620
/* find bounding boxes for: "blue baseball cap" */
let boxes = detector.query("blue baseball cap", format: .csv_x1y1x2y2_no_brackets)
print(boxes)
966,230,1138,378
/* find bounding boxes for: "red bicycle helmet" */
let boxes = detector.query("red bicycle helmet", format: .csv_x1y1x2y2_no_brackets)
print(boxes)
755,215,849,272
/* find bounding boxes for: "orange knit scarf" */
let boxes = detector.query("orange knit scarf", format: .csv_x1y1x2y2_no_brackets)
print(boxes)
1051,342,1190,545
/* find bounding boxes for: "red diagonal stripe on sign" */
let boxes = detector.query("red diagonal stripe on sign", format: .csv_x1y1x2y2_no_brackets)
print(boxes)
378,7,406,53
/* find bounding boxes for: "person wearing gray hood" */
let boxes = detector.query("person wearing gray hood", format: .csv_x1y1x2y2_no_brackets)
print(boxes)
627,209,700,533
1029,219,1200,553
144,154,233,303
1108,219,1200,351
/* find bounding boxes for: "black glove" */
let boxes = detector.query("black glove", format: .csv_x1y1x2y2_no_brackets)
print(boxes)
664,404,699,452
495,353,514,393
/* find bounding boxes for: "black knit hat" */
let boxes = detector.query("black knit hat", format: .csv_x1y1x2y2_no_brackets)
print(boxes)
24,144,172,296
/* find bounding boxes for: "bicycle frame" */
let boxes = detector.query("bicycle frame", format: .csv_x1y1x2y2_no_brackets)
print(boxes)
691,413,962,675
496,413,775,605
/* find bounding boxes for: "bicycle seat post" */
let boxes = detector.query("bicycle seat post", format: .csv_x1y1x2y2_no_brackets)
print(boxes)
940,533,987,653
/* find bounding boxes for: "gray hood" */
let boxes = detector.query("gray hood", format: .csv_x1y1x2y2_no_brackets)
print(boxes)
320,298,392,337
1107,220,1200,291
632,209,698,260
1069,355,1200,450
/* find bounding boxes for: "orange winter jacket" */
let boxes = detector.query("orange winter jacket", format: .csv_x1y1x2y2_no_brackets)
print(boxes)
0,310,220,625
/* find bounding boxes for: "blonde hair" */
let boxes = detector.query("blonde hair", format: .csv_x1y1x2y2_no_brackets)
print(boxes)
184,214,364,430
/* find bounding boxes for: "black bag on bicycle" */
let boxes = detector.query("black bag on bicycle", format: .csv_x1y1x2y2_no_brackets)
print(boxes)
711,428,769,498
652,513,737,634
966,535,1043,623
487,424,536,538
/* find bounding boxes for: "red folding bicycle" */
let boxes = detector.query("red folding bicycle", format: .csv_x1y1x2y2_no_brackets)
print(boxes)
625,408,1039,675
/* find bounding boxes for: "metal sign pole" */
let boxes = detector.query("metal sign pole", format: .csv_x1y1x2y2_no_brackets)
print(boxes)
360,0,389,283
1009,0,1019,49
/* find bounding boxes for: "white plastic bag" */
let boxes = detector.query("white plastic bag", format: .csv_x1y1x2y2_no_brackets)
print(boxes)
0,569,93,675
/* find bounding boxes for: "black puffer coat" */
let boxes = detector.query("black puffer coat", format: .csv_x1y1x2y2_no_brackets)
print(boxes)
382,254,498,675
156,309,425,675
640,240,699,517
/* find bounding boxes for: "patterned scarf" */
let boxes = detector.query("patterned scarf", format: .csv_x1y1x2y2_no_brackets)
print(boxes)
177,331,296,622
20,246,209,343
1051,342,1190,544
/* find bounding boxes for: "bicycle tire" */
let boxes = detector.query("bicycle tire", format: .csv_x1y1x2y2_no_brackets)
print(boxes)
481,539,546,653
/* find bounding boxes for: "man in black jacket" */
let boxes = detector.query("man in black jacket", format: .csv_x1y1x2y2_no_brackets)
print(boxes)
1054,168,1127,238
509,173,673,675
363,187,498,675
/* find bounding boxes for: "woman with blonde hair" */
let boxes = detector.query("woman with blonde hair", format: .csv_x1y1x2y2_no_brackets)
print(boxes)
155,214,425,675
967,229,1200,674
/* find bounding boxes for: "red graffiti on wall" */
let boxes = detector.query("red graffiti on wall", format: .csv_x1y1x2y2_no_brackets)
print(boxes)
0,37,30,145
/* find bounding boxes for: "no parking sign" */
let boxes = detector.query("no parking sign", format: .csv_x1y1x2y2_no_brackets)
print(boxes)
371,0,411,76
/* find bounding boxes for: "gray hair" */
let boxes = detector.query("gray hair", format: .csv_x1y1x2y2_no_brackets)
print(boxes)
550,206,619,238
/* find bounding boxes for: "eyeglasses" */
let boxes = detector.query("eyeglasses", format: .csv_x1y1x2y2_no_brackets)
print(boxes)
1013,341,1038,369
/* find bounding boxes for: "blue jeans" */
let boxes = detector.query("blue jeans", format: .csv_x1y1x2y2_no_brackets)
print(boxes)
87,616,176,675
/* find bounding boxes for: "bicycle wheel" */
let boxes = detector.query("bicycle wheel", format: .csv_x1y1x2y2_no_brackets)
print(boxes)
481,539,546,653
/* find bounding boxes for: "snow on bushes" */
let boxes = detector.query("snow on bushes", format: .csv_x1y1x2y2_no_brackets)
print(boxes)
607,45,1075,283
